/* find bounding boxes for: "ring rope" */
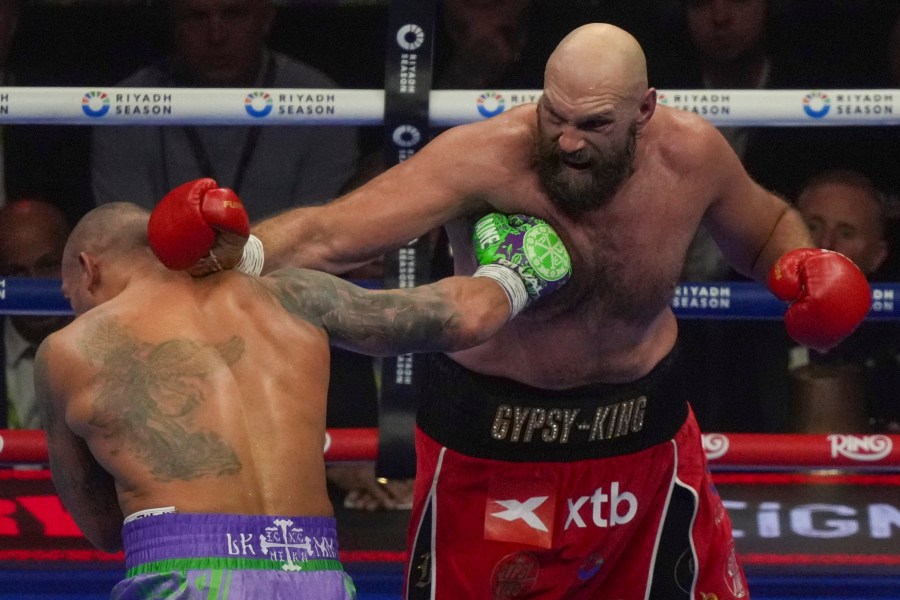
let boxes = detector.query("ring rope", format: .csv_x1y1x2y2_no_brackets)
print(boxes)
2,428,897,471
3,277,898,320
0,87,897,127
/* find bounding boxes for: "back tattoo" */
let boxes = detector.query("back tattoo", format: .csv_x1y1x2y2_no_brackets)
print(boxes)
78,319,244,481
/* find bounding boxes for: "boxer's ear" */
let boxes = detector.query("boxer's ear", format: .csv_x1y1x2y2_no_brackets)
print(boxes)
78,252,101,294
636,88,656,129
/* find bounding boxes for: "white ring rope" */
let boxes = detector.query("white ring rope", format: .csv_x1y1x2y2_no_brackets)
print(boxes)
0,87,897,127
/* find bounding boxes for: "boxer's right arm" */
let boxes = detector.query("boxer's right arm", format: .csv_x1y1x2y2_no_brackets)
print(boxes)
35,339,124,553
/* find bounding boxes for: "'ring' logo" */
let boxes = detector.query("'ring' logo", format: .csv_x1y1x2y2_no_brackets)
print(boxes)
245,91,273,118
702,433,730,460
392,124,421,148
802,91,831,119
477,92,505,118
396,24,425,51
82,91,110,118
828,434,892,461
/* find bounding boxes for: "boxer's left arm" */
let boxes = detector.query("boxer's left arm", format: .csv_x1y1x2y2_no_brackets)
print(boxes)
265,213,571,355
693,120,814,281
35,339,123,553
695,120,869,350
270,269,513,355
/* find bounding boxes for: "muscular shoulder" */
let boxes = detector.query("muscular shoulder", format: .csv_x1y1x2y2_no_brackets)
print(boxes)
420,104,538,199
437,104,536,152
649,105,740,177
35,323,90,394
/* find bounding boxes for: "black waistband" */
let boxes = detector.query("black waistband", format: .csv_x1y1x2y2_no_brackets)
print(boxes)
415,351,688,462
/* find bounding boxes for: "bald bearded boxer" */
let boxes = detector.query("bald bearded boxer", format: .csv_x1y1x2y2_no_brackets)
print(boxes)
36,189,570,599
199,24,870,599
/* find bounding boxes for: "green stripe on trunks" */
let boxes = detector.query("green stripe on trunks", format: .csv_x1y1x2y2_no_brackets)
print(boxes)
126,556,345,577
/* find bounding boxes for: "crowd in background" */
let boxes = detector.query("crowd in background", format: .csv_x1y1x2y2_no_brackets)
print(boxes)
2,0,900,506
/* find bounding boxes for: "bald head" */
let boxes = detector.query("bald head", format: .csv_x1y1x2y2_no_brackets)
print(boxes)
62,203,156,315
545,23,648,101
64,202,150,267
535,24,655,214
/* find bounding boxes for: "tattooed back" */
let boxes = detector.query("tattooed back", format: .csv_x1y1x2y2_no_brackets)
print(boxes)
40,269,337,524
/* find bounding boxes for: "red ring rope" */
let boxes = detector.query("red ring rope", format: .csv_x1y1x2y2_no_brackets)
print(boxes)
2,429,898,470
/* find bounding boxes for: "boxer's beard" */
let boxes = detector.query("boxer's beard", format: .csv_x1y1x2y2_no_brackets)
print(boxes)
534,123,637,215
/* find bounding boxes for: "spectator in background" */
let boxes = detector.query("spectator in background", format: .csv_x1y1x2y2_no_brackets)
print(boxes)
90,0,358,221
433,0,539,90
1,0,93,222
798,170,889,279
790,169,899,433
0,199,73,429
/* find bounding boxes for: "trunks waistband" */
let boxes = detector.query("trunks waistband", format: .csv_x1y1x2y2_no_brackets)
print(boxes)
415,351,689,461
122,513,342,574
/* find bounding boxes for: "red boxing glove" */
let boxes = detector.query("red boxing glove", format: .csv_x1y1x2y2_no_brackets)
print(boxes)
767,248,871,352
148,178,250,271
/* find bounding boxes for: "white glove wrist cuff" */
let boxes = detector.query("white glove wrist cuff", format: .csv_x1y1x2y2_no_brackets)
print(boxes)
473,264,528,320
236,234,265,276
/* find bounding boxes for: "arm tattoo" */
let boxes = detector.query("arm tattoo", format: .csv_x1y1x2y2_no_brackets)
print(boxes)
78,319,243,481
268,268,465,355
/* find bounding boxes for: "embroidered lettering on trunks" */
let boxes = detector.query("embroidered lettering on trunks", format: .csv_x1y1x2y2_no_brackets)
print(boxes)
490,396,647,444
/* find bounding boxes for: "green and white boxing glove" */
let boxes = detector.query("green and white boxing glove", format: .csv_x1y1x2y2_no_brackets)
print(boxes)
472,213,572,319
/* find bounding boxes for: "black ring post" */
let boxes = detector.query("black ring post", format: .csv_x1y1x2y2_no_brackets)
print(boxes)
377,0,438,481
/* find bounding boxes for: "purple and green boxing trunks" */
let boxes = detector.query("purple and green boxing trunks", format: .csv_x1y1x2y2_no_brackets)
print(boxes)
111,512,356,599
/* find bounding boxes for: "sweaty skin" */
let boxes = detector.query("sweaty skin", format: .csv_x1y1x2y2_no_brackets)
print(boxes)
255,23,811,387
36,204,513,552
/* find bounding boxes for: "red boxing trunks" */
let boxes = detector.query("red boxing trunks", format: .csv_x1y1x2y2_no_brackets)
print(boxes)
407,352,747,600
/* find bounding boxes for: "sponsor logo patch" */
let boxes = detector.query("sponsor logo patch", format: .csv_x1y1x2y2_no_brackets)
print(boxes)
484,477,556,548
491,552,540,599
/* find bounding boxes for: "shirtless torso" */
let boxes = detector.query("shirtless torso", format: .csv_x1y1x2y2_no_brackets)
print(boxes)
42,273,336,534
260,103,808,388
